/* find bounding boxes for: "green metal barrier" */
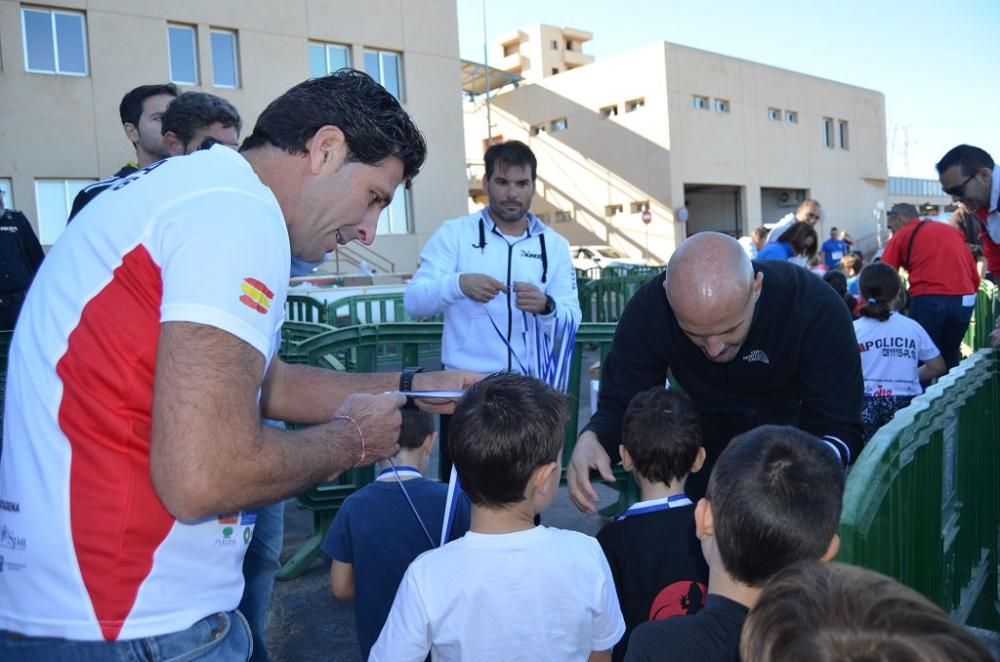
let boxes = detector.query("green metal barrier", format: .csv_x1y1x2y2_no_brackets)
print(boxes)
277,321,622,579
838,349,999,629
578,271,660,323
285,294,328,324
963,280,1000,352
328,293,408,326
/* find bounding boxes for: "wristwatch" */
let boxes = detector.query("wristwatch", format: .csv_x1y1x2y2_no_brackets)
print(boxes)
543,295,556,315
399,366,424,392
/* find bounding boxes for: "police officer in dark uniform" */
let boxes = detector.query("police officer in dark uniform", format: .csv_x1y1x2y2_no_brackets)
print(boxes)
0,190,45,330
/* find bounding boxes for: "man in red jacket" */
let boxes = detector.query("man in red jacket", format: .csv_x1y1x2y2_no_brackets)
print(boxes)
880,203,979,369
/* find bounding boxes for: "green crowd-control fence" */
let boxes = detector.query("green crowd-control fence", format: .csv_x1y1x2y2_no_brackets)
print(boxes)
285,294,328,324
275,320,621,580
963,280,1000,352
577,270,660,323
838,349,999,629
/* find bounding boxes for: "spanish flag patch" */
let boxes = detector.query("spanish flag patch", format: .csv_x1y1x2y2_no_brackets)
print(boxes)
240,277,273,314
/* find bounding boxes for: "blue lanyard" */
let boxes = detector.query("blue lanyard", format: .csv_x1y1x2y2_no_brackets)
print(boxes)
614,494,693,521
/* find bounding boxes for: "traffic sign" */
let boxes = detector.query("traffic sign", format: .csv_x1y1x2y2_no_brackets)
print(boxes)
642,209,652,224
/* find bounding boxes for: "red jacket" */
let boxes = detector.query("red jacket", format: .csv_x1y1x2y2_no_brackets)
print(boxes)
881,219,979,296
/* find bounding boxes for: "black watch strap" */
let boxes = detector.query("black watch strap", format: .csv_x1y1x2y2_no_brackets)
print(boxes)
399,366,424,392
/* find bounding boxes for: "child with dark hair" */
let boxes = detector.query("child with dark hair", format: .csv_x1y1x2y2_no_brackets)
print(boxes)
853,262,945,443
371,373,625,661
756,221,818,265
822,269,858,319
322,408,471,661
740,561,993,662
597,388,708,662
625,425,845,662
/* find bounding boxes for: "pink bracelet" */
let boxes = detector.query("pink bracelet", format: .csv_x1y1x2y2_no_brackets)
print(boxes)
332,415,366,467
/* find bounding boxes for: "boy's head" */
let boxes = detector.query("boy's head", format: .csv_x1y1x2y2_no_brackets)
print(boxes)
449,373,569,508
620,387,703,485
696,425,844,586
398,408,435,450
740,561,993,662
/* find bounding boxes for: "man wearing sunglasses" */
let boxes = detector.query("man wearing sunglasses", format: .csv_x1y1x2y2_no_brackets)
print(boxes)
765,198,823,245
936,145,1000,280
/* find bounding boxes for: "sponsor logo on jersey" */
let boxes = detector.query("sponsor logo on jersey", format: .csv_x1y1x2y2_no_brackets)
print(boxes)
218,513,238,524
240,511,257,526
240,277,274,314
742,349,770,365
0,525,26,551
243,527,252,544
0,499,19,513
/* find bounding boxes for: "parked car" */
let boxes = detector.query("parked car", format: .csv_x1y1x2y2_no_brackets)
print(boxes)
570,245,649,273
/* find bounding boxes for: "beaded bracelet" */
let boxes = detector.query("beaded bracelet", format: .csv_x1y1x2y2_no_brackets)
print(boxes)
332,414,366,467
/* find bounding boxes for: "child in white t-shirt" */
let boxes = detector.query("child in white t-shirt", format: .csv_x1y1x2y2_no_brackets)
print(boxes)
853,262,946,442
369,373,625,662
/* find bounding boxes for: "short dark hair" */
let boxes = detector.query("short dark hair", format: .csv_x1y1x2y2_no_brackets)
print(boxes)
936,144,994,176
240,69,426,186
858,262,900,322
398,408,434,450
119,83,178,126
622,388,701,484
707,425,844,586
777,221,818,258
484,140,538,183
752,226,769,241
161,92,243,150
740,561,994,662
449,373,568,507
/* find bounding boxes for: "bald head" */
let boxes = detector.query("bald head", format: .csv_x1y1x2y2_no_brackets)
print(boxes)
665,232,762,363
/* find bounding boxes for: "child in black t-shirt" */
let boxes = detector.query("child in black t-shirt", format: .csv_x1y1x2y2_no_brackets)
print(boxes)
625,425,845,662
597,387,708,662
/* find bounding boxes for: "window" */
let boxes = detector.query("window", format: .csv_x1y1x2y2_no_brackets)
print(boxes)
692,95,709,110
604,203,623,216
822,117,834,148
714,99,730,113
309,42,350,78
625,98,645,112
364,49,401,99
565,40,573,51
550,40,558,50
376,185,409,235
530,125,546,136
785,110,798,124
550,117,568,132
0,179,12,209
838,120,849,150
502,42,517,57
630,201,649,214
35,179,95,244
599,104,618,118
22,8,88,75
168,24,198,85
551,67,560,75
210,29,239,88
768,107,781,121
555,210,572,223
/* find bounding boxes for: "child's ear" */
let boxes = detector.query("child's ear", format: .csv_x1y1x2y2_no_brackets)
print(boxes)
820,534,840,562
533,461,559,496
694,498,714,540
690,447,707,474
619,445,633,471
421,432,437,458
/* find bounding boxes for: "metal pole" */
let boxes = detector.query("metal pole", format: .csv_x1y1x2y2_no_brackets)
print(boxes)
482,0,492,143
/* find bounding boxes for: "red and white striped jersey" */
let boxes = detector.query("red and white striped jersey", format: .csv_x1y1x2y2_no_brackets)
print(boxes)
0,146,289,640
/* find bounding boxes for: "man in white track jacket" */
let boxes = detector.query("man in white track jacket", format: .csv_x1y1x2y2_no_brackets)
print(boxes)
405,141,581,375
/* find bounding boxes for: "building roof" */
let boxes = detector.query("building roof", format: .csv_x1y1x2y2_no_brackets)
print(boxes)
460,59,522,96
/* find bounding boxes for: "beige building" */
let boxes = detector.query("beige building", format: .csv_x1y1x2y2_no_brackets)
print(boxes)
0,0,468,274
465,28,889,263
492,25,593,81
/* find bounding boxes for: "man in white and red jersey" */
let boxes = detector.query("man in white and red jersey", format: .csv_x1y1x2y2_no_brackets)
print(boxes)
0,70,472,660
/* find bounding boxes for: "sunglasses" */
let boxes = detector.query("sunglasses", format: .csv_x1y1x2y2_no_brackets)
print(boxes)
943,172,977,198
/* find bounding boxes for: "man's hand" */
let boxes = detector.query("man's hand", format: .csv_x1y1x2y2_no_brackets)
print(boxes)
459,273,507,302
513,281,549,314
567,431,616,514
329,392,406,472
411,370,483,414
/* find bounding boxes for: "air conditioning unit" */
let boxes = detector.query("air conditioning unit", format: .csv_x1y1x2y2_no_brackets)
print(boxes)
776,190,805,208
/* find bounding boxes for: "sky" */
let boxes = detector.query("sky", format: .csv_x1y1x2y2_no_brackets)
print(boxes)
456,0,1000,180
